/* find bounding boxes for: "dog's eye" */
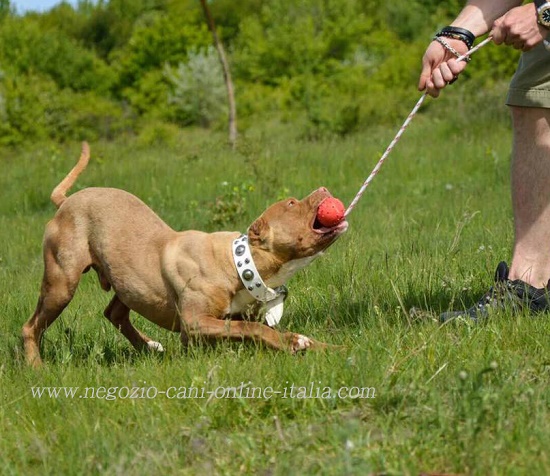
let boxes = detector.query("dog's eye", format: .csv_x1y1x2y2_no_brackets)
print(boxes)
287,199,297,207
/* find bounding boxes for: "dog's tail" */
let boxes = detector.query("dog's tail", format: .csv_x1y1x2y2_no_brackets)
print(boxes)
50,142,90,209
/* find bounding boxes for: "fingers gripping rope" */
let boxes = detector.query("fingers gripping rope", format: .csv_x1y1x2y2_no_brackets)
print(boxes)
344,36,493,218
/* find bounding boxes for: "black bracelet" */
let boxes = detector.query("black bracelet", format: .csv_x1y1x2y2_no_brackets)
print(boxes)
435,26,475,49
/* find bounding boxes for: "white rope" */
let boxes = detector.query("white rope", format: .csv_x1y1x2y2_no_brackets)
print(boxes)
344,36,493,218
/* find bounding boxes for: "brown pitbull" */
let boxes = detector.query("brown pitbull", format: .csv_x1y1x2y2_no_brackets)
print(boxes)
22,143,348,366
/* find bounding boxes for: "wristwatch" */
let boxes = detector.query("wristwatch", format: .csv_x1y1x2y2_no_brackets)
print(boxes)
535,0,550,28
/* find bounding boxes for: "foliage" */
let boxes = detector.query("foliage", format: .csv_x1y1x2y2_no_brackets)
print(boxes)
209,181,256,228
0,0,10,18
164,46,226,127
136,120,180,148
0,0,522,145
0,73,130,145
0,16,114,93
112,10,211,95
77,0,172,59
232,0,391,84
302,79,361,139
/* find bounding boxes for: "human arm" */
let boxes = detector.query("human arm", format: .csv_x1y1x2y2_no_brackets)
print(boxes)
418,0,523,97
491,2,549,50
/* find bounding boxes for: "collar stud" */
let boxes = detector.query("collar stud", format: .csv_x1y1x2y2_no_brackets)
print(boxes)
231,234,285,327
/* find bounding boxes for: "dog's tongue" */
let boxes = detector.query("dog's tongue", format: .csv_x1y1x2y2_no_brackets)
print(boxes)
317,197,345,228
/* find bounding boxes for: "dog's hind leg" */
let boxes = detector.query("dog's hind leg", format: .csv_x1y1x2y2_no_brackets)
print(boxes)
103,295,164,353
22,248,82,367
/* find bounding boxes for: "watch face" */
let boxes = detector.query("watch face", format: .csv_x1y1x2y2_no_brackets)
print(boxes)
542,6,550,26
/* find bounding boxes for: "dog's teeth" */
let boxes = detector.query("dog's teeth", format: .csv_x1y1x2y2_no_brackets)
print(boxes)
147,341,165,352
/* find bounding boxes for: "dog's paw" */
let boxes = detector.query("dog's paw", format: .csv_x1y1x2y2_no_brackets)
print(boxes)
288,333,313,354
147,341,165,353
285,333,332,353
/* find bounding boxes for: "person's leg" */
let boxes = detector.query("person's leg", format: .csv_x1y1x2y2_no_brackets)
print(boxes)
439,107,550,322
439,45,550,321
509,106,550,288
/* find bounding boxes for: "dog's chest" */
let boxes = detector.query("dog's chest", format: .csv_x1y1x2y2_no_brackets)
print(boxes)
266,254,319,288
228,254,320,315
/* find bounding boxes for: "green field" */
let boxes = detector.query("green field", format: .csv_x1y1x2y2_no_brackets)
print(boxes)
1,84,549,475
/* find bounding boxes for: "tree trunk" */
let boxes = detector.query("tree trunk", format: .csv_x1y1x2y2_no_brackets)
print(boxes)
199,0,237,148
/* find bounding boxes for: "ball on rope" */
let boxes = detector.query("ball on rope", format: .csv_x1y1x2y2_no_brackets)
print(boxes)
316,197,345,227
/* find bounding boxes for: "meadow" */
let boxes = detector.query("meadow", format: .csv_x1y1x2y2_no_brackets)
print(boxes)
1,83,549,475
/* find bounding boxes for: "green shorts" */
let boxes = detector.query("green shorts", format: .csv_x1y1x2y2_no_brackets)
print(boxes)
507,43,550,108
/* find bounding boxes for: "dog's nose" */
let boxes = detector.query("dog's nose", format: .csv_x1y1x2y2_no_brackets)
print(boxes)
307,187,331,201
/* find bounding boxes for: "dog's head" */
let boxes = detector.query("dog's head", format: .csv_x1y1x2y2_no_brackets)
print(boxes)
248,187,348,260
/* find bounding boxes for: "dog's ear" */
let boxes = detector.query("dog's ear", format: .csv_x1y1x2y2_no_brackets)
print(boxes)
248,217,270,247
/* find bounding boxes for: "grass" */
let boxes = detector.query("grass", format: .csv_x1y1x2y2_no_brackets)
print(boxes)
1,83,549,475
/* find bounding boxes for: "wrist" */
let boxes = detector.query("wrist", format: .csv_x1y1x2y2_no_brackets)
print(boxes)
436,37,470,52
432,36,471,63
435,26,475,49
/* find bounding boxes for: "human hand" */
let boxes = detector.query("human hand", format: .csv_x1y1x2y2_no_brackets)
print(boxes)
491,3,547,51
418,39,469,98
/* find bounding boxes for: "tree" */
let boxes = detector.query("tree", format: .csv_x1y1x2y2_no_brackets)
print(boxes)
0,0,11,18
200,0,237,147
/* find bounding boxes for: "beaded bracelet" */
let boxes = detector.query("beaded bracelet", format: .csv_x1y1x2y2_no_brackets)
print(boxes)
435,26,475,49
433,36,471,63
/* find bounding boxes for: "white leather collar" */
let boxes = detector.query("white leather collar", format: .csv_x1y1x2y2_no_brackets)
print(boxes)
232,234,285,327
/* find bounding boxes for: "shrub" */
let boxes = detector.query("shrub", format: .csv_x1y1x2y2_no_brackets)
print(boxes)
209,181,255,228
122,69,171,118
302,82,360,139
0,72,131,145
112,10,211,93
0,73,54,145
164,46,226,127
0,16,114,94
136,120,180,148
51,90,133,142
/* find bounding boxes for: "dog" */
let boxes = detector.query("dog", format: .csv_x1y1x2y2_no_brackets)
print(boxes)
22,143,348,366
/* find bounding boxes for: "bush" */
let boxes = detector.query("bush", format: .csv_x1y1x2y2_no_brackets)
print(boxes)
301,78,360,139
0,73,54,145
0,72,131,145
0,0,11,19
136,120,180,147
233,0,379,84
112,10,211,93
0,16,114,94
164,46,226,127
52,90,133,142
0,0,526,145
208,181,255,228
122,69,171,117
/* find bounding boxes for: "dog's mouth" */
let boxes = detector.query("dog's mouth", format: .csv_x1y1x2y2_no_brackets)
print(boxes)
311,215,348,236
305,188,349,238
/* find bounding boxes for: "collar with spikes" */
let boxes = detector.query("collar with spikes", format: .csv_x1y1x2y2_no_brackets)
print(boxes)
231,234,286,327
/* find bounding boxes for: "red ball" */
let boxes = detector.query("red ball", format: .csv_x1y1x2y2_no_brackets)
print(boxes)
317,197,345,227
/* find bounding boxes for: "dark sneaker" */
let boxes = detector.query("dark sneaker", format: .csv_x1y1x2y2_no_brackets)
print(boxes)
440,261,550,322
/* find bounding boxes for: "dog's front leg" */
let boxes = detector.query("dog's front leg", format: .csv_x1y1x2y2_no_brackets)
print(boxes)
179,304,325,353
